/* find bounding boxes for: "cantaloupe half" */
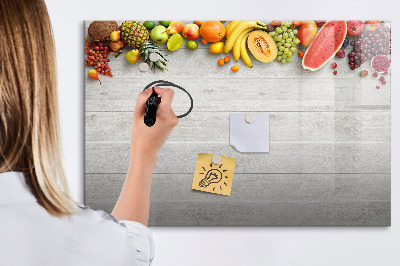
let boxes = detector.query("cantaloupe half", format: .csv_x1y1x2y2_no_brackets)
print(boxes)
247,30,277,63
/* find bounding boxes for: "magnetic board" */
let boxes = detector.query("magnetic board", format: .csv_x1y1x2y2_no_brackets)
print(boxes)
84,20,391,225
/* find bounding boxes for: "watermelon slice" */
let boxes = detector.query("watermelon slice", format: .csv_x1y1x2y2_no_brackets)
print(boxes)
302,21,347,71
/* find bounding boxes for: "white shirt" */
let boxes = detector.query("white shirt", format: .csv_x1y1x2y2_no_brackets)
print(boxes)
0,172,155,266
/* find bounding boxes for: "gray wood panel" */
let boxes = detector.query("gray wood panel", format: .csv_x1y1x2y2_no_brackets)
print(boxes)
85,142,390,174
85,173,390,225
85,78,390,112
84,20,391,225
85,111,391,142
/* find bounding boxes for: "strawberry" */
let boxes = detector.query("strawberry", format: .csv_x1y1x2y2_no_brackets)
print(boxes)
330,62,337,68
333,71,338,75
359,70,368,77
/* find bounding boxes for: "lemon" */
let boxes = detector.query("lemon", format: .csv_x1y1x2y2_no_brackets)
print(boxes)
210,42,224,54
167,34,184,51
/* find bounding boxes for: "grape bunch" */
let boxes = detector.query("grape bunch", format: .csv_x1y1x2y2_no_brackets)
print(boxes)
348,22,391,70
269,21,300,64
85,38,113,77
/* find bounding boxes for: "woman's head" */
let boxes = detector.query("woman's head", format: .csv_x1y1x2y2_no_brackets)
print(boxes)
0,0,76,216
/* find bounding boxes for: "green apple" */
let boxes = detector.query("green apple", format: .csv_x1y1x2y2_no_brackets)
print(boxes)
126,49,140,64
150,25,168,43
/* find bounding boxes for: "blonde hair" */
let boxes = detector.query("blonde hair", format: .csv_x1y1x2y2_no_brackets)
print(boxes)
0,0,76,216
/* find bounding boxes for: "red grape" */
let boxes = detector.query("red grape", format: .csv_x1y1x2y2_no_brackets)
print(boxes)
85,39,112,77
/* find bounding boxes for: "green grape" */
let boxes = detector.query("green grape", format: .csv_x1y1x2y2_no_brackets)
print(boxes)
293,29,298,34
291,42,297,47
283,21,291,27
282,54,287,59
277,51,284,55
286,57,291,63
274,36,278,42
287,28,292,33
283,48,289,54
277,55,282,61
287,51,293,57
281,59,287,64
276,42,282,47
288,32,294,39
286,38,292,43
290,47,298,53
269,31,276,37
281,26,287,32
279,46,285,51
276,27,282,33
293,38,300,44
284,43,291,48
282,32,288,39
276,34,283,41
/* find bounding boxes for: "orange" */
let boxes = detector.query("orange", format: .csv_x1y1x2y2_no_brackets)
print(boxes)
218,58,224,66
231,66,239,71
200,21,226,43
224,56,230,62
195,21,203,26
210,42,224,54
201,39,208,45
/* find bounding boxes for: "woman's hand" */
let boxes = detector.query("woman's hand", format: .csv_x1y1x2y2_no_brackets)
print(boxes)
130,87,178,157
112,87,178,225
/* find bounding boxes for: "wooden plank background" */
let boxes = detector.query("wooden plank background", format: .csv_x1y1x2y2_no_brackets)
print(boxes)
84,21,391,225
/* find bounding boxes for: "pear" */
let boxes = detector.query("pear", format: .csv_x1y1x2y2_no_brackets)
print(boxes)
126,49,140,64
166,21,184,34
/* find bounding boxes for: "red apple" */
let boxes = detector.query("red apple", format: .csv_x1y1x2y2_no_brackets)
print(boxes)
347,21,364,36
109,40,125,52
182,24,200,40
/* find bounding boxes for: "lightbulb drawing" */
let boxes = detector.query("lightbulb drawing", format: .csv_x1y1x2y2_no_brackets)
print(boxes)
198,163,229,192
192,153,236,196
199,169,222,187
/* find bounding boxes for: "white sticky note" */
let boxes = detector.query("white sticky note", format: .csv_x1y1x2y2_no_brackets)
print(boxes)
230,113,269,153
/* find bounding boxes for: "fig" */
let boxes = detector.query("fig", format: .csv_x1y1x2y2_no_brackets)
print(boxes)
314,20,326,27
270,21,282,27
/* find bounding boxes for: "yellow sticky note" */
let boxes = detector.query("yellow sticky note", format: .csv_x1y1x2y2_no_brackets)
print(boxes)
192,153,236,196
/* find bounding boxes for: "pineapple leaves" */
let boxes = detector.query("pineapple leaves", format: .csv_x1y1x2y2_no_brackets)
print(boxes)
140,41,168,72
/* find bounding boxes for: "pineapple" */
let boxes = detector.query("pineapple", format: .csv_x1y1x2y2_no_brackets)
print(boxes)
119,21,149,48
141,42,168,72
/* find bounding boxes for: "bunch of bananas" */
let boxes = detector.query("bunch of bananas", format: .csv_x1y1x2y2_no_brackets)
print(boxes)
224,21,268,68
